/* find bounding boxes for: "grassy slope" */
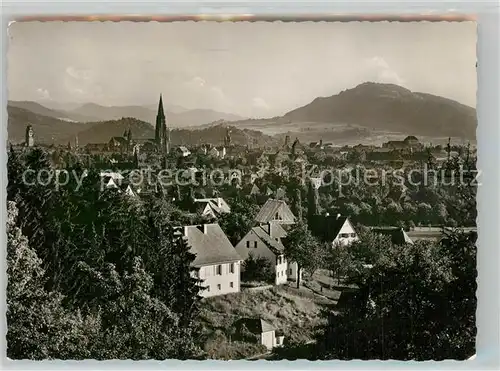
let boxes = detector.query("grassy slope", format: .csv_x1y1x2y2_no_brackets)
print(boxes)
197,284,334,359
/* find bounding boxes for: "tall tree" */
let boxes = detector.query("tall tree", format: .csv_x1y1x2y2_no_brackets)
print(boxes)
307,181,321,222
283,223,323,288
7,201,100,360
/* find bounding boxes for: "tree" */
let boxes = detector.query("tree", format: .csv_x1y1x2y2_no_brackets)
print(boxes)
219,198,258,245
326,242,352,283
316,230,476,360
241,255,274,283
76,258,201,360
283,223,323,288
307,181,321,222
7,201,100,360
293,187,303,222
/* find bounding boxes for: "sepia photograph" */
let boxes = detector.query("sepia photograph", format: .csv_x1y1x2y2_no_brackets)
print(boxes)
6,20,477,361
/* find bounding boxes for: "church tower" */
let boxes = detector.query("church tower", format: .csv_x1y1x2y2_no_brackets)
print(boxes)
155,94,166,146
155,94,170,154
25,124,34,147
224,127,231,147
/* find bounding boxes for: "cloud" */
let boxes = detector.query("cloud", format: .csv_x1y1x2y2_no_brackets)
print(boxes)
363,56,405,86
181,76,232,111
65,66,91,81
63,65,102,99
252,97,269,110
36,88,51,100
185,76,206,89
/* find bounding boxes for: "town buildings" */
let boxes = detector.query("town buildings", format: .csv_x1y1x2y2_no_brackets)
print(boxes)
180,223,243,298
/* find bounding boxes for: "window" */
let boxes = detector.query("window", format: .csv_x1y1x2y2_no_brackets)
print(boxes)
246,241,250,248
289,269,292,275
230,282,234,288
230,263,235,273
217,284,221,290
207,286,210,292
340,233,350,238
254,241,258,248
216,265,222,275
277,256,281,265
350,233,357,238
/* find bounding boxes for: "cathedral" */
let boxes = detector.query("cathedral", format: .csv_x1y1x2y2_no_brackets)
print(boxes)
154,94,171,154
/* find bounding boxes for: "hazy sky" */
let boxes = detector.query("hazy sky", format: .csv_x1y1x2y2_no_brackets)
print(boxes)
8,21,476,117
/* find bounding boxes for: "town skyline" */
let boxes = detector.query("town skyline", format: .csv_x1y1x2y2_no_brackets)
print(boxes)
8,21,476,118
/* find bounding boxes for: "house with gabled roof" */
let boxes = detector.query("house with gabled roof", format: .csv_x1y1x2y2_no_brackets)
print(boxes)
178,223,243,298
254,198,296,225
310,213,359,247
233,317,283,350
177,146,191,157
194,197,231,218
370,226,414,245
235,222,289,285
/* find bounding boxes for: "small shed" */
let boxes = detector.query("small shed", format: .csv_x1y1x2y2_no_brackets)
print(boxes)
234,318,282,350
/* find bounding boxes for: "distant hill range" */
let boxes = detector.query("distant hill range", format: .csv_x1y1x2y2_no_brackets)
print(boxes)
7,106,277,148
7,105,94,145
8,100,246,128
66,118,277,147
211,82,476,143
8,82,476,146
283,82,477,139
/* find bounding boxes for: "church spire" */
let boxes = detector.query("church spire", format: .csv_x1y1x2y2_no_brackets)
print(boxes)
155,94,166,145
158,94,165,120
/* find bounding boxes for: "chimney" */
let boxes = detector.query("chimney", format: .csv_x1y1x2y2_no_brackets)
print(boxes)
184,226,189,237
319,139,323,147
203,224,209,234
217,198,222,208
266,222,272,236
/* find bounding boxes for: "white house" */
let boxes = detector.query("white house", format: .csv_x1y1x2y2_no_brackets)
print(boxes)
208,146,227,159
310,214,359,247
234,318,283,350
179,223,242,298
253,199,303,284
177,146,191,157
194,197,231,218
235,222,289,285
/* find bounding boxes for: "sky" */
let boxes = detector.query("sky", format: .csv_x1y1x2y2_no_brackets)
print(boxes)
8,21,477,118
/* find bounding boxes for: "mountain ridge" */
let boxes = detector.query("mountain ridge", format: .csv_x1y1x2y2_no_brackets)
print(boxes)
283,82,476,139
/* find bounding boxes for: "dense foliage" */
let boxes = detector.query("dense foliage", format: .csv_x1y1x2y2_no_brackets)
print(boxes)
7,148,203,359
316,229,477,360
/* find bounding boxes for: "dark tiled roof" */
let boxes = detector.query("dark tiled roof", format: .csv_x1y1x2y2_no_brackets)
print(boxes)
235,318,276,335
181,224,242,266
370,227,414,245
310,214,350,242
251,224,286,255
255,199,296,224
194,198,231,215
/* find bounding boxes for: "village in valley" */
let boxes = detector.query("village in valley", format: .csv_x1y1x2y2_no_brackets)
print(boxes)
8,92,477,360
6,20,478,362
